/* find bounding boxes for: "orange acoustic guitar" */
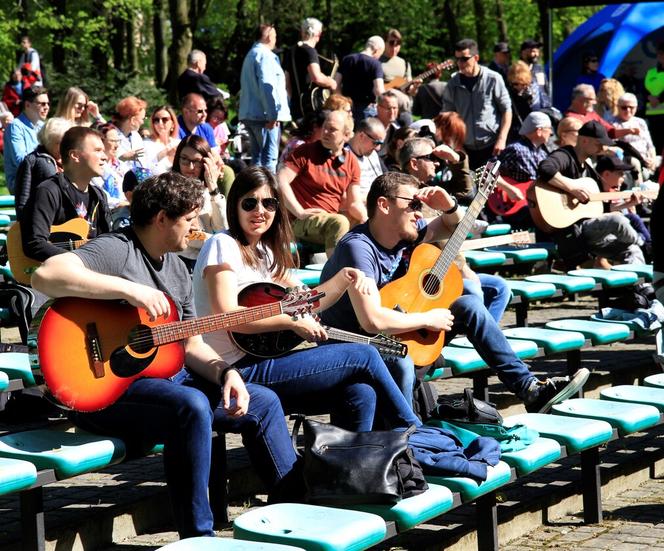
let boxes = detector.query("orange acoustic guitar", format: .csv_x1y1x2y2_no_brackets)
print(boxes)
31,287,322,412
379,161,501,367
385,59,455,93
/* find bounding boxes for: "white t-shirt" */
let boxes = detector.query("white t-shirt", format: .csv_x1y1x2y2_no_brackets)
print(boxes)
192,231,274,364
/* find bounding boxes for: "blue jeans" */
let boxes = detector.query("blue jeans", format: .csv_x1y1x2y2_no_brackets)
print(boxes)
244,120,280,173
449,294,535,399
463,273,511,323
69,376,215,538
176,371,298,491
385,354,416,407
235,343,421,431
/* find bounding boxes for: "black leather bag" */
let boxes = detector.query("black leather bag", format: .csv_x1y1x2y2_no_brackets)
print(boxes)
434,388,503,425
292,416,425,505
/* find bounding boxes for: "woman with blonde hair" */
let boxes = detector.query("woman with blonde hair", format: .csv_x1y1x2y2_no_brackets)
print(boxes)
55,86,104,127
555,117,583,148
597,78,625,121
144,105,180,174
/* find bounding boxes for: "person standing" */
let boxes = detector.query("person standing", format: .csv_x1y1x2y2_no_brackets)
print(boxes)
488,42,511,82
4,85,49,193
442,39,512,169
16,35,42,88
519,39,550,107
177,50,223,103
239,24,291,174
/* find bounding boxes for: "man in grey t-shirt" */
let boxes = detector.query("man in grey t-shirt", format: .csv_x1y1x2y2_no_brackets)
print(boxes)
32,172,299,537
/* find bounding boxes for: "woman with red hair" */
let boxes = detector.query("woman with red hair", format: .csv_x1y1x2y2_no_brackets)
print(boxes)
114,96,148,169
432,112,473,204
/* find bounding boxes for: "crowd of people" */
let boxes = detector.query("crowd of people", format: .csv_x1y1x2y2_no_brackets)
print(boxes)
2,23,664,540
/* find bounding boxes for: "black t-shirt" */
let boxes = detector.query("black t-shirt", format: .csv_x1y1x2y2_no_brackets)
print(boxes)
285,43,319,117
69,186,101,238
537,145,586,182
339,53,384,106
459,73,480,92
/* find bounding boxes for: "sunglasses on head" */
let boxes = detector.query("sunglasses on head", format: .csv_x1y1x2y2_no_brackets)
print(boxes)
388,195,423,212
240,197,279,212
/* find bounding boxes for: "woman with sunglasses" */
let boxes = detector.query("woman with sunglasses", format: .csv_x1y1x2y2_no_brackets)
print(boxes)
55,87,104,127
144,105,180,174
192,165,421,432
172,135,229,269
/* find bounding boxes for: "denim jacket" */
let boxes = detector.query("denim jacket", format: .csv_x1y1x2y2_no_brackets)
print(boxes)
239,42,291,122
4,113,43,192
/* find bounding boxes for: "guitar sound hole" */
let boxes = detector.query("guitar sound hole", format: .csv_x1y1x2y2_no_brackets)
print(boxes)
127,324,155,354
421,273,441,297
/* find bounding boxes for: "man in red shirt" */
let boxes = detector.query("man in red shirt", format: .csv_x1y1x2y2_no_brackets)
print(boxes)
565,84,638,140
278,109,364,256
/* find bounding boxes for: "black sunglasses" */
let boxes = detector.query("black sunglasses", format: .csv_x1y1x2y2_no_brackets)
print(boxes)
414,152,439,163
240,197,279,212
153,116,172,124
388,195,423,212
362,130,384,146
455,55,473,62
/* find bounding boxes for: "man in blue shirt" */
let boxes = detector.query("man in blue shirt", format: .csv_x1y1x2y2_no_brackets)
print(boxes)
5,85,49,193
239,24,291,173
320,171,588,413
177,93,216,149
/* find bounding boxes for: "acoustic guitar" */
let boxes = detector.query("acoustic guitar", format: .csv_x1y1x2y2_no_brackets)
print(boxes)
31,287,322,412
230,282,408,359
527,178,657,233
460,230,534,251
7,218,90,285
385,59,455,93
379,161,501,367
307,54,339,113
486,176,532,217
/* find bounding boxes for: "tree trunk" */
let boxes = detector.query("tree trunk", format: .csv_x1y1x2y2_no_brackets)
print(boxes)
127,14,138,75
166,0,193,103
443,0,460,54
495,0,508,43
472,0,487,54
90,0,109,77
153,0,167,87
50,0,67,72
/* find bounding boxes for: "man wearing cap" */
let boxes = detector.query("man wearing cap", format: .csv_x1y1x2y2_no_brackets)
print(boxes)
492,111,552,230
519,39,550,106
565,84,638,141
537,120,646,267
489,42,510,82
441,38,512,169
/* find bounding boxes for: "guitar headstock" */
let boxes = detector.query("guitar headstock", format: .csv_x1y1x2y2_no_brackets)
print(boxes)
440,59,456,72
510,230,536,247
370,334,409,358
475,160,501,198
282,287,324,319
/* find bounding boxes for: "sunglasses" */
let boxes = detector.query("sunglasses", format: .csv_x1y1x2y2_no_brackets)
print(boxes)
388,39,401,46
388,195,423,212
414,152,439,163
362,131,384,146
33,101,50,107
153,116,172,124
189,108,207,115
586,58,599,63
240,197,279,212
455,55,473,62
75,102,88,109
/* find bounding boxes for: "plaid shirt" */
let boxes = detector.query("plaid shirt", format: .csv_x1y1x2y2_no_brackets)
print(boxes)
498,137,548,182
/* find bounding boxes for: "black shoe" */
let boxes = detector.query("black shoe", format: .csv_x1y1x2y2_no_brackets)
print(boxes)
524,368,590,413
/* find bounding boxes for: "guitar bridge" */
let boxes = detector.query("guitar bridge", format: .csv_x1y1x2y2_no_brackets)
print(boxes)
86,323,105,379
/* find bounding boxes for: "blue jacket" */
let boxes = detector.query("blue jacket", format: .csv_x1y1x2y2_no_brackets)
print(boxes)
239,42,290,122
4,113,43,193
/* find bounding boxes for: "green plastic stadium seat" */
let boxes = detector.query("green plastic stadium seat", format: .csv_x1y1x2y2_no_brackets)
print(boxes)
289,269,321,287
483,223,511,237
234,503,387,551
502,327,586,354
612,263,653,281
0,353,35,386
0,430,126,479
525,274,596,293
506,280,557,301
505,413,613,454
425,460,512,502
0,196,15,208
600,385,664,412
0,208,16,220
544,319,631,345
304,263,326,271
552,398,660,437
643,374,664,389
347,483,455,531
487,246,549,263
0,370,8,391
450,336,539,360
0,264,14,281
441,346,487,375
567,268,638,287
0,215,11,228
464,250,507,268
0,457,37,496
589,314,655,338
159,538,305,550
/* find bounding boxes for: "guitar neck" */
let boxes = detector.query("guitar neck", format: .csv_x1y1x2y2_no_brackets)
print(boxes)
150,302,284,346
325,326,373,345
432,162,501,277
398,61,453,92
588,190,658,202
460,231,533,251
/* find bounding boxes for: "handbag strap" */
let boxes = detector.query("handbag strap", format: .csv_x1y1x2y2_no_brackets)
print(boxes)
290,413,305,457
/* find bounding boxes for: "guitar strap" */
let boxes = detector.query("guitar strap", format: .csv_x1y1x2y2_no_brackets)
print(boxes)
290,44,306,118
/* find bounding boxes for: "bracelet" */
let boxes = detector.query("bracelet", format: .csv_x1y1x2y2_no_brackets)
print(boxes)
219,365,240,384
209,188,220,197
442,197,459,215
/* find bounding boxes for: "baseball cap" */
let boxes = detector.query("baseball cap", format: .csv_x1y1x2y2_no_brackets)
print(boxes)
595,155,632,173
519,112,552,135
520,39,543,51
410,119,435,138
494,42,510,53
578,120,613,145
